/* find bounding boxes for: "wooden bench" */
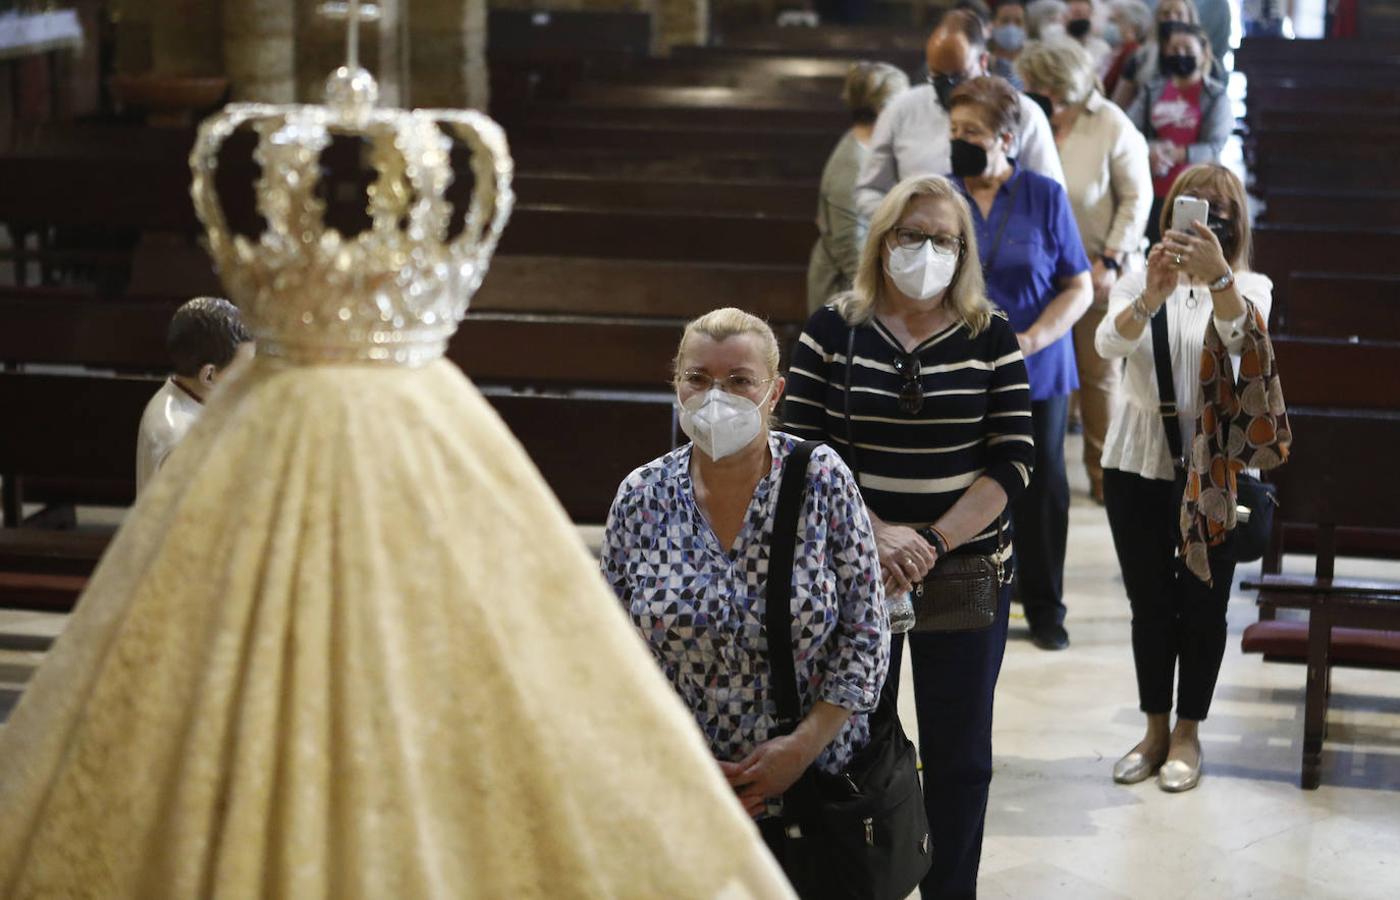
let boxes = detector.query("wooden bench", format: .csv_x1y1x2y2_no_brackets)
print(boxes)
0,367,676,533
1240,407,1400,789
500,205,815,265
1252,225,1400,313
515,173,814,219
1272,273,1400,341
0,528,110,613
1260,189,1400,229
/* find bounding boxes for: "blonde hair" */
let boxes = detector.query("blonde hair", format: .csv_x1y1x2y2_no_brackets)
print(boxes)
838,175,993,335
1016,37,1099,106
672,307,781,382
1160,163,1253,270
842,61,911,125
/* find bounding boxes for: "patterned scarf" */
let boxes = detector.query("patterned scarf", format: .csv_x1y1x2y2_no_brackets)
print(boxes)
1179,301,1291,583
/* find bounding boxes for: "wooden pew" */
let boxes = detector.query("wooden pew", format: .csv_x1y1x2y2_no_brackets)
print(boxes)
1260,189,1400,228
476,256,806,323
514,173,815,219
1234,37,1400,75
0,365,676,538
1273,274,1400,341
512,94,848,132
1247,125,1400,166
1240,407,1400,789
1252,225,1400,313
500,206,815,265
1255,336,1400,565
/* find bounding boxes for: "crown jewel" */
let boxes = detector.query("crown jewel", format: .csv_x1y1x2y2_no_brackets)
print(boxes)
189,0,514,365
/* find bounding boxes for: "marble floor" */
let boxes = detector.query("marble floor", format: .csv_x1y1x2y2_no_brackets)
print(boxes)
3,436,1398,899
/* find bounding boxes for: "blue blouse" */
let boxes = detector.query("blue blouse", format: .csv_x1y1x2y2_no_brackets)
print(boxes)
601,432,889,781
957,164,1091,401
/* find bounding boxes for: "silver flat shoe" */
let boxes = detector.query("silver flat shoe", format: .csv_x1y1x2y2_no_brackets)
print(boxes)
1112,749,1164,784
1158,757,1202,792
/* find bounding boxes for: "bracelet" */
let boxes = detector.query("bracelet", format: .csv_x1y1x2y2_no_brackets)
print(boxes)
1129,293,1154,321
928,525,951,557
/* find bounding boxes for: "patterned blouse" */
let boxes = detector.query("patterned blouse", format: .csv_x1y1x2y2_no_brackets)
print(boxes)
601,431,889,778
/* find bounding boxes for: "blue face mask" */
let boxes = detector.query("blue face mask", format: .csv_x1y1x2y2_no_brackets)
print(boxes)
991,23,1026,52
1103,22,1123,46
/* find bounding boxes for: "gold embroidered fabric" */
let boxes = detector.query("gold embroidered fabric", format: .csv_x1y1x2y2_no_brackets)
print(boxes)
0,358,792,898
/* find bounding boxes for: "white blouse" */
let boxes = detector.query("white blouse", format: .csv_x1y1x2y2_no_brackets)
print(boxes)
1095,269,1274,481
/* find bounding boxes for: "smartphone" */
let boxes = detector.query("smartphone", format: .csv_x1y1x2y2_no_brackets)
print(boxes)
1172,195,1210,233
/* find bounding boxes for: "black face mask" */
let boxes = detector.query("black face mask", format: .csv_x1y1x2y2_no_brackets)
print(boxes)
1161,53,1198,77
950,139,990,177
1067,18,1092,38
930,72,964,110
1207,213,1236,260
1026,91,1055,122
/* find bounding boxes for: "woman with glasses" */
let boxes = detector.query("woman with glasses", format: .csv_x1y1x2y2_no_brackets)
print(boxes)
783,174,1034,899
948,76,1092,653
601,307,890,876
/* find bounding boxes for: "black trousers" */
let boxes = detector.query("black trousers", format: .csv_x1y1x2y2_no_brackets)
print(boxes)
888,583,1013,900
1016,394,1070,630
1103,468,1235,720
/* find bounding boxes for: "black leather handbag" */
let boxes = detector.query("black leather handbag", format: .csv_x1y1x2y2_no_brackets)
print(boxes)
1150,306,1276,563
765,440,932,900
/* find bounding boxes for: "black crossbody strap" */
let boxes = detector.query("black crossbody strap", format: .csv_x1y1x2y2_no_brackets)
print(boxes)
980,170,1023,273
1150,304,1185,467
843,325,861,481
764,439,822,728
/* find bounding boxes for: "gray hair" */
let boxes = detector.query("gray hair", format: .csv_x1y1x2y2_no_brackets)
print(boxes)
842,61,911,124
1109,0,1153,42
1016,37,1099,106
1026,0,1068,38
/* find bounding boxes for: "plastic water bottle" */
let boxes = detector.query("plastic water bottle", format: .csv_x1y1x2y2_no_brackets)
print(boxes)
887,588,917,634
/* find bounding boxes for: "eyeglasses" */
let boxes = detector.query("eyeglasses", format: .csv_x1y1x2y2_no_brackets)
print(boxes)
679,370,773,395
889,228,964,256
892,353,923,415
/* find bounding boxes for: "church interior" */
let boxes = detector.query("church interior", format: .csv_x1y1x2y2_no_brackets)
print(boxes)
1,1,1398,898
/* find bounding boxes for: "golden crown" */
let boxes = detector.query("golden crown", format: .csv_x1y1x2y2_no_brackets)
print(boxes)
188,2,514,365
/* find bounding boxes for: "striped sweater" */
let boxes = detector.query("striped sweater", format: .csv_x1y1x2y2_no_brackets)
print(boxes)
782,304,1036,556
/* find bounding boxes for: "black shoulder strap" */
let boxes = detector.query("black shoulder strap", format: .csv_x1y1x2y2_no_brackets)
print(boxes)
765,439,822,728
843,325,861,481
1150,304,1185,467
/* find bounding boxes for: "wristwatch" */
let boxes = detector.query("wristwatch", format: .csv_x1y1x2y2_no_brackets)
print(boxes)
1100,255,1121,272
1207,269,1235,292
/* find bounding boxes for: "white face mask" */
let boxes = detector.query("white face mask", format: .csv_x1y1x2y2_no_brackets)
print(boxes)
677,386,770,461
885,241,958,303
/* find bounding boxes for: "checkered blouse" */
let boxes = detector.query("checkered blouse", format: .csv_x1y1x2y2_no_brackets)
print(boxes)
601,431,889,776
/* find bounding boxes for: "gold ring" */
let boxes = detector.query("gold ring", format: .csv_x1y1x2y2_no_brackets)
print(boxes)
1174,254,1183,265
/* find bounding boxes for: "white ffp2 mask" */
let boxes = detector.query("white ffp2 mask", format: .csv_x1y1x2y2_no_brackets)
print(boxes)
885,242,958,303
677,387,769,461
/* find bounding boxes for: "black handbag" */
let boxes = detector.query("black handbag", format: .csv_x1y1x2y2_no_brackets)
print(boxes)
844,327,1002,633
764,439,932,900
1150,305,1276,563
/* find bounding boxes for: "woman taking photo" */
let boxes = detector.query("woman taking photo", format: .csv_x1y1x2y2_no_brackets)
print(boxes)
783,174,1034,899
1018,38,1152,505
1095,164,1274,793
946,76,1092,651
1126,22,1231,243
602,308,889,869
